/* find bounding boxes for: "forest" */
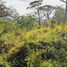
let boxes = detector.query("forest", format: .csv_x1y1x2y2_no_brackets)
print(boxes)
0,0,67,67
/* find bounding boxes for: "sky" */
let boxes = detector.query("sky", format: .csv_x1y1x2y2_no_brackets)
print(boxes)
3,0,65,15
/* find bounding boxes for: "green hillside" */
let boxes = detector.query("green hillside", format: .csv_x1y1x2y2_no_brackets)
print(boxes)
0,20,67,67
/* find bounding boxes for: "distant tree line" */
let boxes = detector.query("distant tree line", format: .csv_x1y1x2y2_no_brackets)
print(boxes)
0,0,66,26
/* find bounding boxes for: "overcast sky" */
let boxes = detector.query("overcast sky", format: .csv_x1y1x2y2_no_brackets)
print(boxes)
3,0,65,15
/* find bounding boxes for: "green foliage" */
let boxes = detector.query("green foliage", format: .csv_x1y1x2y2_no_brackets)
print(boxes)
0,19,67,67
16,16,36,29
54,6,65,22
0,55,10,67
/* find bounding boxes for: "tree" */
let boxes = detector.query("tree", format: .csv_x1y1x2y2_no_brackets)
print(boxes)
53,6,65,22
38,5,55,20
0,0,19,19
0,1,10,17
27,0,43,26
9,7,19,20
60,0,67,22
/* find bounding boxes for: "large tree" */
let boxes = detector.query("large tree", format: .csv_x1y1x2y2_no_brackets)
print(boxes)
27,1,55,25
27,0,43,26
53,6,65,22
60,0,67,22
0,1,10,17
0,0,19,19
38,5,55,20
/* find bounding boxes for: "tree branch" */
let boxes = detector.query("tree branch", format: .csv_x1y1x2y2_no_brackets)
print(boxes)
60,0,66,3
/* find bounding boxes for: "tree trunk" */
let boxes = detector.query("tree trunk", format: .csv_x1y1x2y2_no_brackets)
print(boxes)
37,9,41,26
64,0,67,22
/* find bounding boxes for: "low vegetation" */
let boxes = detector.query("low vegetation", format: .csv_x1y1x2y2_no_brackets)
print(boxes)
0,20,67,67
